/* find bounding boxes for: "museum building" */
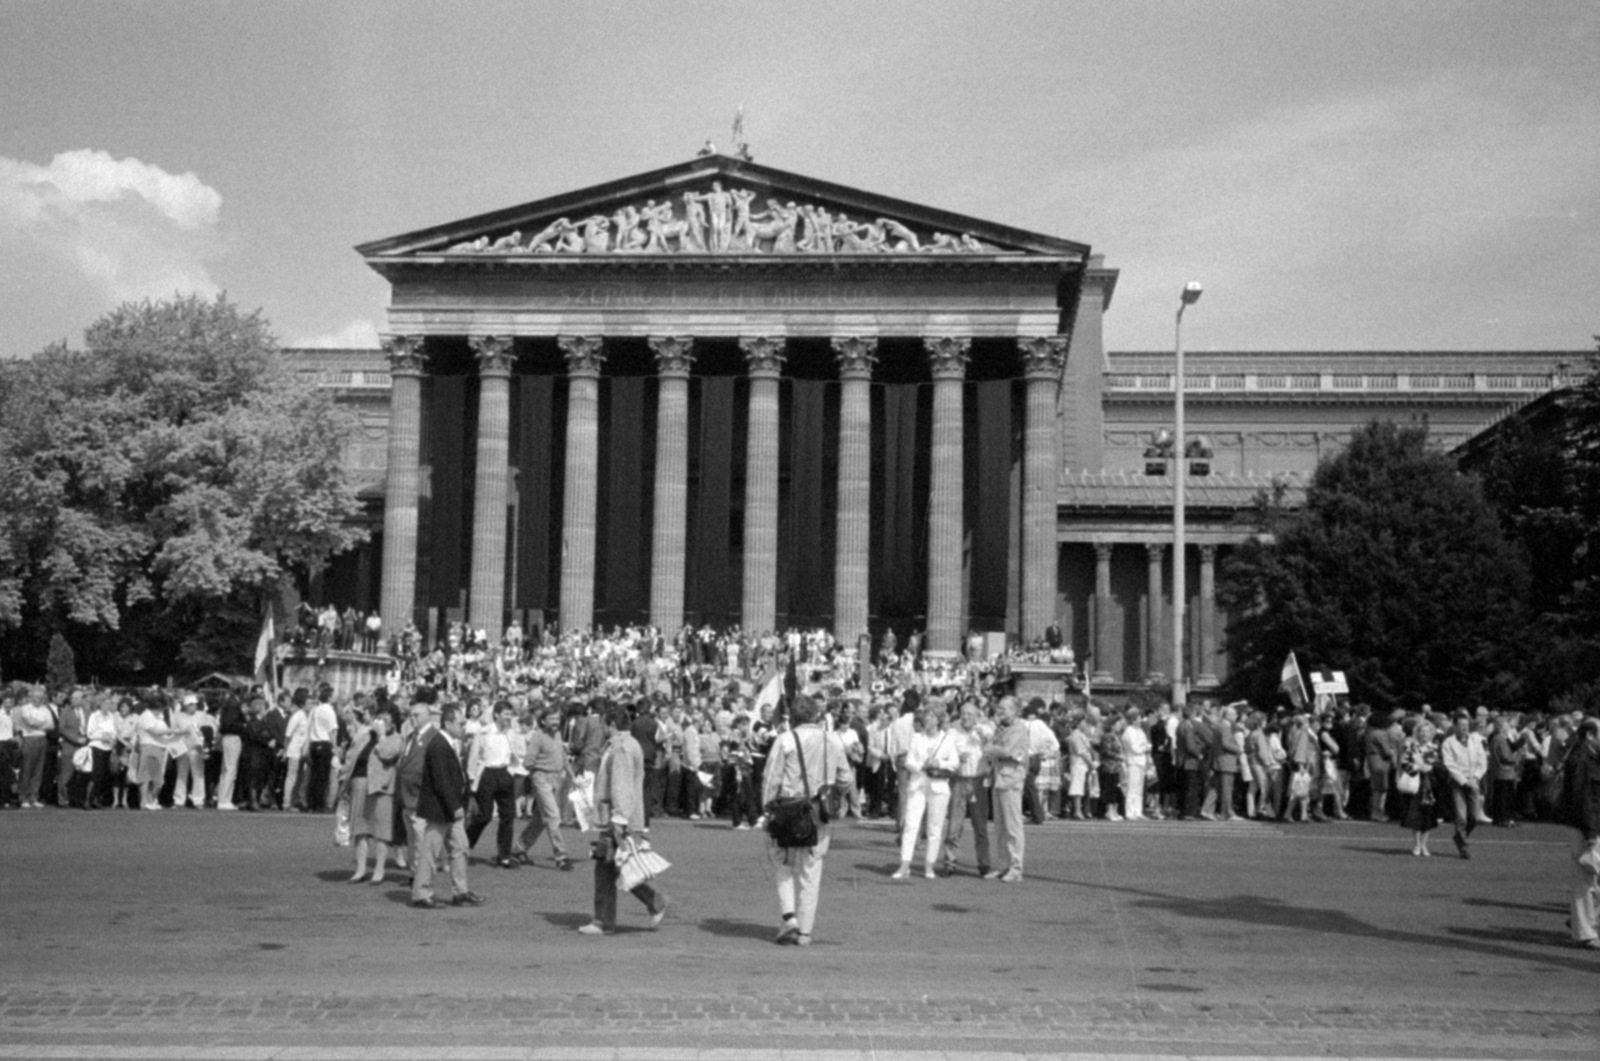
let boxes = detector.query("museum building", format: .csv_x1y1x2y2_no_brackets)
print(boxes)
302,152,1580,689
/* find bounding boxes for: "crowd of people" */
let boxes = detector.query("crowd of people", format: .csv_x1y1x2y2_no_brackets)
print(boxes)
1,621,1596,949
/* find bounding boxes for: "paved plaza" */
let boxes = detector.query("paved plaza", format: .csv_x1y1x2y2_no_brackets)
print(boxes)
1,809,1596,1061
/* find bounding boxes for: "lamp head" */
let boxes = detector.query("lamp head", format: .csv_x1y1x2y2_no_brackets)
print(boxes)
1180,281,1203,305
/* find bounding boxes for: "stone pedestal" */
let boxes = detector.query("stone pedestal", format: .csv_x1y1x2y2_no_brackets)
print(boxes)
832,337,876,645
467,335,513,641
649,337,695,636
925,337,970,653
558,336,605,632
740,337,785,634
378,336,425,637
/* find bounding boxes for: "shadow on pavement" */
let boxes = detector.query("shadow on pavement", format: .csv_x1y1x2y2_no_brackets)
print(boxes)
1462,895,1567,914
314,869,355,882
698,917,776,941
1339,845,1418,857
1448,924,1578,951
1060,878,1600,975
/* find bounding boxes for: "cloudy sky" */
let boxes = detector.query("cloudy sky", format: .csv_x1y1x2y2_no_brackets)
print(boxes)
3,1,1596,357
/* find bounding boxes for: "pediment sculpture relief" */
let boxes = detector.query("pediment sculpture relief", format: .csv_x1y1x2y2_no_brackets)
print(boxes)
445,182,1001,256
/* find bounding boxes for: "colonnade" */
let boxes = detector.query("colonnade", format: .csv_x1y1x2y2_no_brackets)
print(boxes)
1088,540,1220,685
378,333,1069,651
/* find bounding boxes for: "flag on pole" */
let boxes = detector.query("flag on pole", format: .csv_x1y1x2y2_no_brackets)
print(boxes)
254,610,277,700
1279,650,1308,709
753,671,783,719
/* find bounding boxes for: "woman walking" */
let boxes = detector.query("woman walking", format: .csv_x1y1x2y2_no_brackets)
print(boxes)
1399,718,1442,856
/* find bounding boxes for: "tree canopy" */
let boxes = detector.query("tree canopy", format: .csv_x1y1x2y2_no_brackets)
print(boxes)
1218,420,1529,712
0,294,365,681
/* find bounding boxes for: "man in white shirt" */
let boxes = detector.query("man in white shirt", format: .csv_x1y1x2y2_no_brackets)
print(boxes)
305,685,339,813
941,700,992,876
1441,709,1489,859
281,697,309,811
885,700,917,830
466,700,518,868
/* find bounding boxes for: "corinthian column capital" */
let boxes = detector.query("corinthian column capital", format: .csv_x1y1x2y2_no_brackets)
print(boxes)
381,334,426,375
924,336,971,379
831,336,878,379
739,335,786,377
469,335,515,377
1019,335,1069,379
558,335,606,377
648,336,697,377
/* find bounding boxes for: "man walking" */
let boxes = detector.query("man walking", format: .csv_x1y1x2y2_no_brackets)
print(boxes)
762,695,851,945
412,704,482,909
1442,709,1488,859
514,707,573,869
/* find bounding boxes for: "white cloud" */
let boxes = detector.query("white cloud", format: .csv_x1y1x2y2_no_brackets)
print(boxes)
293,318,381,349
0,149,224,316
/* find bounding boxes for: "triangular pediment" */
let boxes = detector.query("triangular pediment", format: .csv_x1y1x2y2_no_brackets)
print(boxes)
356,154,1087,261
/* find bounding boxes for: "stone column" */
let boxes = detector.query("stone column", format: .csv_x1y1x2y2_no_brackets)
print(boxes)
467,336,514,642
649,336,695,636
378,335,425,639
1145,542,1166,681
740,337,785,634
558,336,605,633
1019,336,1068,643
832,337,877,645
925,337,970,653
1198,544,1218,686
1092,542,1114,682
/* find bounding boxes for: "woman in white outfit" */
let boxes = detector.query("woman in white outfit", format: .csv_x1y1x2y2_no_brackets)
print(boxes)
893,702,960,880
1120,707,1151,821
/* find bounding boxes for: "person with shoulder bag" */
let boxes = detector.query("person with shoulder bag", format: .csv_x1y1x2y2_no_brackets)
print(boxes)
761,695,851,946
1560,718,1600,949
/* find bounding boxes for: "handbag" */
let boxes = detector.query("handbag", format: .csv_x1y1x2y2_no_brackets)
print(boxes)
765,732,821,848
1396,769,1420,795
614,834,671,892
1289,767,1311,800
71,745,93,772
333,799,352,847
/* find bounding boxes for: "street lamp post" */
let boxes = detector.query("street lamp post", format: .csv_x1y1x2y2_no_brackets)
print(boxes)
1173,281,1203,709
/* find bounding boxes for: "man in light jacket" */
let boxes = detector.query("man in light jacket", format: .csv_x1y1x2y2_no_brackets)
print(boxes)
762,695,852,946
1442,709,1489,859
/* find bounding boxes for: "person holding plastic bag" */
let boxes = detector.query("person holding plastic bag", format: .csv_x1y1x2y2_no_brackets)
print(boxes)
761,695,851,946
577,705,670,936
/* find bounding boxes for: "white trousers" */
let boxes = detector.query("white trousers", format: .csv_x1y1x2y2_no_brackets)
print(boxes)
899,787,951,868
1572,833,1600,944
1123,762,1147,820
172,749,206,807
775,825,831,935
216,735,242,808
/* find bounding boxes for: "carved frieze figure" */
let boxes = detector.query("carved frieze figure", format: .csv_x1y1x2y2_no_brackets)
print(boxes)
441,186,1003,256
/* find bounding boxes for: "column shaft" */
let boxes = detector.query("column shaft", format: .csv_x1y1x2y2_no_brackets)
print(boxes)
378,336,425,640
832,338,876,645
740,337,785,634
925,337,970,653
1146,542,1165,680
467,336,513,641
1198,545,1218,685
1092,542,1114,681
558,336,605,633
649,337,695,636
1020,337,1068,642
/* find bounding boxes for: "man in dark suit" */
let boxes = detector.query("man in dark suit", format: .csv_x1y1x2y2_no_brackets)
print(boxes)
55,689,89,808
396,688,436,885
412,703,482,909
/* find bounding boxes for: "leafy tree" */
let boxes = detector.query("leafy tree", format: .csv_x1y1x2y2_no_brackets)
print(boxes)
0,294,365,681
1472,353,1600,711
46,632,76,696
1219,420,1529,712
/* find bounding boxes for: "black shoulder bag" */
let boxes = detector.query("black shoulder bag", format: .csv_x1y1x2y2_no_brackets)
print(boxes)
765,731,820,849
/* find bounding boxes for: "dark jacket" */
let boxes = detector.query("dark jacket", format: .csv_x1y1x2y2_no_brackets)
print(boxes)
1567,739,1600,840
416,730,467,824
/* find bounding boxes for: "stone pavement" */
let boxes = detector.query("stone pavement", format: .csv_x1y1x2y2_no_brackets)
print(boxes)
2,807,1596,1060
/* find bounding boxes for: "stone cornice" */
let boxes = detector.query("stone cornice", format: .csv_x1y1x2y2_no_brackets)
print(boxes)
364,253,1078,285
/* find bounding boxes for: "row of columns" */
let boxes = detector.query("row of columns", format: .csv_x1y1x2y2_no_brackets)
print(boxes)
1091,541,1219,685
377,333,1068,651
